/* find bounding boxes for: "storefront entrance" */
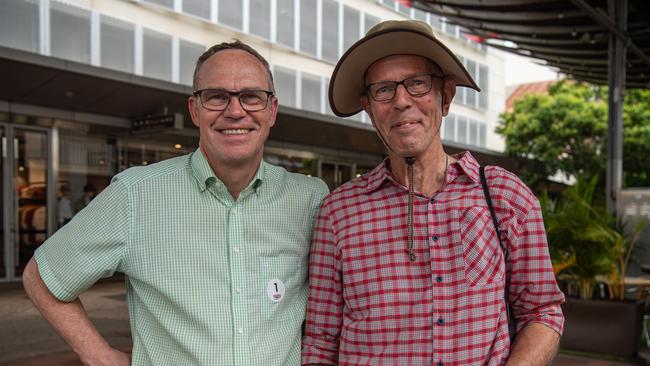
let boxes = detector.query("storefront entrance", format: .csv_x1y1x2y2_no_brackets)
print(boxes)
320,161,354,191
0,124,53,281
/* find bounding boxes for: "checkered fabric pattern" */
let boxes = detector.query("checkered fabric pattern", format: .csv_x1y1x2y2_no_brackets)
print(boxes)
36,149,328,366
302,152,564,366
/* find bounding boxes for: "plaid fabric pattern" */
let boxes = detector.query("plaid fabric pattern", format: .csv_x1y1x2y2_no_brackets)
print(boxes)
302,152,564,366
35,149,328,366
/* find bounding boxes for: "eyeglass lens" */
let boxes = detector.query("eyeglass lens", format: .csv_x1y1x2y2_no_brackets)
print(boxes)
198,89,271,111
368,75,434,102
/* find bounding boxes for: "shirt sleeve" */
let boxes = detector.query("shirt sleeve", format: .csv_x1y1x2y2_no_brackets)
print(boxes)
302,200,343,365
35,179,130,302
505,183,565,335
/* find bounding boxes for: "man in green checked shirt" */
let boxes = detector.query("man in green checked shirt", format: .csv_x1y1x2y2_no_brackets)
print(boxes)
22,40,329,365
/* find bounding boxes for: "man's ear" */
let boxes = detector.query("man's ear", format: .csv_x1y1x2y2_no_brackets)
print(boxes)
188,95,201,128
441,78,457,116
360,95,373,121
267,95,279,128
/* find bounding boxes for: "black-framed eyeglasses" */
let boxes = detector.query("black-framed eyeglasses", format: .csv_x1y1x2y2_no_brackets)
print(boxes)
366,74,444,102
193,88,275,112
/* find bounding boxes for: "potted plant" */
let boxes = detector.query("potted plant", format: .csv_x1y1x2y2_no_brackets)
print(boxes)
541,176,613,299
541,176,646,358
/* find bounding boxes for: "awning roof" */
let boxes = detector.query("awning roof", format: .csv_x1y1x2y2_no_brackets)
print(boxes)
411,0,650,89
0,45,523,170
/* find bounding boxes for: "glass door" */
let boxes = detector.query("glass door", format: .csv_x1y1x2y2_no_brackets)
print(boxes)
320,161,354,191
0,125,52,280
0,125,5,280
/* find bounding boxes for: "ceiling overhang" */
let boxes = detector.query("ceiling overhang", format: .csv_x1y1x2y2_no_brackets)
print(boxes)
411,0,650,88
0,45,523,171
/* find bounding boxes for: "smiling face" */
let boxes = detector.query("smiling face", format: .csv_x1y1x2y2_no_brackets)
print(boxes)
361,54,455,160
188,49,278,169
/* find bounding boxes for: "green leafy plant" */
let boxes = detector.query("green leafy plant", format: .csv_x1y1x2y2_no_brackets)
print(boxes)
541,176,644,300
498,81,650,192
602,219,645,301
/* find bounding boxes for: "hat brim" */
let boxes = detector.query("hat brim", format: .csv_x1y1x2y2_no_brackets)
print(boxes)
329,29,481,117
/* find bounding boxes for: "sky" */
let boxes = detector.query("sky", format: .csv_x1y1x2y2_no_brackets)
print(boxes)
504,52,559,87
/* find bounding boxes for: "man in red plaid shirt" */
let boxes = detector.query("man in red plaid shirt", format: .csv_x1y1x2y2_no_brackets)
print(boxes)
302,20,564,366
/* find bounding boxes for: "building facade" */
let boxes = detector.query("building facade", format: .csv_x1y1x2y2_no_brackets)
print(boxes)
0,0,507,281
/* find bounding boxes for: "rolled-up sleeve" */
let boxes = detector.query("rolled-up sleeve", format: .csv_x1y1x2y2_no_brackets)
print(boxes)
507,195,565,335
302,202,343,365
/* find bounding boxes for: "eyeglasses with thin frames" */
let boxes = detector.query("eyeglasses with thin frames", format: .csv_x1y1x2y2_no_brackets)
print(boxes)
193,88,275,112
366,74,444,102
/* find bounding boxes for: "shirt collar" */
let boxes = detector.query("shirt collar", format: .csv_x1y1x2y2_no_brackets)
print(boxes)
190,148,265,195
364,151,482,192
450,151,482,185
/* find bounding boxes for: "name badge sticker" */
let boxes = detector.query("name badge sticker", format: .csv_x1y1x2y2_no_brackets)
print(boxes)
267,279,286,302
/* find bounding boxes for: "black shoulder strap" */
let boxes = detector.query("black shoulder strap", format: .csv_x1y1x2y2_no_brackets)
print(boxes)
479,166,506,255
479,165,516,344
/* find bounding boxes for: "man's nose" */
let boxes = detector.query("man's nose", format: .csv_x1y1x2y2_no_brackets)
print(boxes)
393,84,412,110
224,95,247,117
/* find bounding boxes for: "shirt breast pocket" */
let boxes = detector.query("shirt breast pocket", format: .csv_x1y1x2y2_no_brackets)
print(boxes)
260,256,307,322
459,206,505,287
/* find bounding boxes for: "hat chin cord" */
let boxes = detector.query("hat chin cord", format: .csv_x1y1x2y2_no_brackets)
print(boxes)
405,156,416,262
370,87,446,262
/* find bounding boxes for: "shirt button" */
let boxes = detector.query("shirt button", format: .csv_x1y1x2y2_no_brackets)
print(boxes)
430,197,436,203
231,208,237,214
432,235,438,241
437,362,444,366
233,247,240,253
436,275,443,283
235,288,241,293
437,318,444,325
237,327,244,334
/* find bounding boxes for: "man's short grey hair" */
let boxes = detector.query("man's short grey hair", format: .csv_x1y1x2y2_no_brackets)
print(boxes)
192,39,275,92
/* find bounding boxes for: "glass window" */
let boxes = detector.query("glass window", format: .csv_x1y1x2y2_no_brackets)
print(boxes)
479,64,489,109
121,138,191,169
250,0,271,39
443,18,457,37
0,0,39,52
143,28,172,81
276,0,294,48
274,66,296,108
343,6,360,50
183,0,210,20
380,0,395,8
218,0,243,30
398,3,411,16
414,9,427,22
479,123,486,147
51,2,91,64
469,119,478,146
300,0,317,56
179,40,204,86
465,59,477,107
58,134,117,206
142,0,173,8
364,14,380,33
100,15,135,74
264,153,314,176
443,114,455,141
321,0,339,62
428,14,442,31
457,116,468,144
324,77,336,115
301,72,321,113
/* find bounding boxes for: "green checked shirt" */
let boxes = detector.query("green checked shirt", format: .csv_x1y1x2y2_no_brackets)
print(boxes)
35,149,329,366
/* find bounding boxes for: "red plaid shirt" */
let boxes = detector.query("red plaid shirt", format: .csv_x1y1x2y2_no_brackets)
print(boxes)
302,152,564,366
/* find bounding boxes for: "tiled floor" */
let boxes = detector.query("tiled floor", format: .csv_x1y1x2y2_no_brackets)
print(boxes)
0,280,643,365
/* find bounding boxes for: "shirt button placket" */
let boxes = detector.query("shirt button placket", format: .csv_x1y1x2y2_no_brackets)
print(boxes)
229,205,248,365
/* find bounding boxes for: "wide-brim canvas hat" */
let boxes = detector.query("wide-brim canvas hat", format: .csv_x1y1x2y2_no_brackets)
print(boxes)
329,19,480,117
